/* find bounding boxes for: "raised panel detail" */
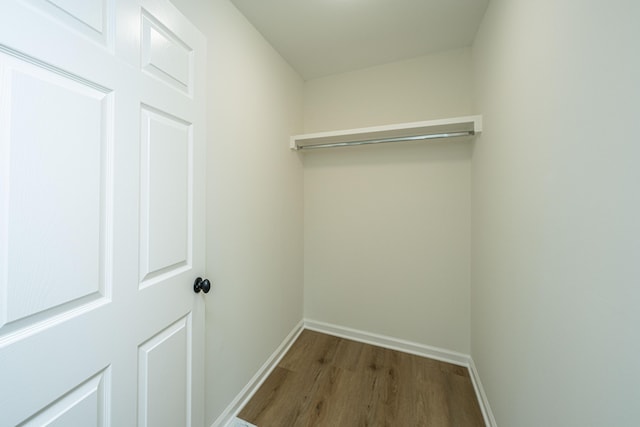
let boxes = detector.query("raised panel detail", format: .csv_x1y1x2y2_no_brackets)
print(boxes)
0,50,113,330
141,9,193,93
19,368,110,426
138,316,191,427
26,0,111,46
139,106,192,285
47,0,104,32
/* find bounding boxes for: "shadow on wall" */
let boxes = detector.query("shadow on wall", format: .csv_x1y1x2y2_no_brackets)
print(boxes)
300,138,473,168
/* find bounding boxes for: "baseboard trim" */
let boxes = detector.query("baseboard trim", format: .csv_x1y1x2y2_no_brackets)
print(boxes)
304,318,469,366
211,319,305,427
226,417,256,427
468,356,497,427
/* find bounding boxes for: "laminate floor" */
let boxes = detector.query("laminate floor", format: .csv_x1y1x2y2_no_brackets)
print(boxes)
238,330,485,427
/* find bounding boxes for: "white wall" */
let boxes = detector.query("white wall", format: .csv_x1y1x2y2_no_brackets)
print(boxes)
472,1,640,425
304,49,474,132
168,1,304,424
303,50,475,353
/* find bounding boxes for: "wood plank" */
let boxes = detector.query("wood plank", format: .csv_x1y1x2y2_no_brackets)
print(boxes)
238,330,485,426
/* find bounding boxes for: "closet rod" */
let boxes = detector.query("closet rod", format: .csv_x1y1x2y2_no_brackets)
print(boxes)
297,130,475,150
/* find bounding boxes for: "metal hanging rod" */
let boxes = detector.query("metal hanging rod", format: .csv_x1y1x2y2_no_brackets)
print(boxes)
297,130,475,150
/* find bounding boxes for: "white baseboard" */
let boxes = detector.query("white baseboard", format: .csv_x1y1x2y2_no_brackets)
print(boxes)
211,318,496,427
226,418,256,427
211,319,305,427
304,318,470,366
468,356,497,427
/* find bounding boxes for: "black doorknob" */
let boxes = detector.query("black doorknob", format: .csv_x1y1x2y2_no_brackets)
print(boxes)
193,277,211,294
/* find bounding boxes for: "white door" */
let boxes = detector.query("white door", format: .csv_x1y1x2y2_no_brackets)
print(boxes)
0,1,207,426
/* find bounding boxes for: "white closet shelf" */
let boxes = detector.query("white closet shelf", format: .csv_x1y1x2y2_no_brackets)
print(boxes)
291,115,482,151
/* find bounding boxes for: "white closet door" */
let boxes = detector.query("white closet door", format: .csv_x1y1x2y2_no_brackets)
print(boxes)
0,1,207,425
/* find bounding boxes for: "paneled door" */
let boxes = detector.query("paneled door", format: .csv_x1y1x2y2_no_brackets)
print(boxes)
0,1,207,426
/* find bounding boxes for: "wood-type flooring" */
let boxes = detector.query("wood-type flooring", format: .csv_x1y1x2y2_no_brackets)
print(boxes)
238,330,485,427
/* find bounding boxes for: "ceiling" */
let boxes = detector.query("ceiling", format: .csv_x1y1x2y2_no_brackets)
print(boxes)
229,0,490,80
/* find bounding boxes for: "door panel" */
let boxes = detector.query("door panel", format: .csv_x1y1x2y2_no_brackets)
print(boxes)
19,369,110,427
44,0,106,34
139,106,192,284
138,315,191,427
0,0,206,425
1,49,111,327
141,9,193,93
24,0,112,47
